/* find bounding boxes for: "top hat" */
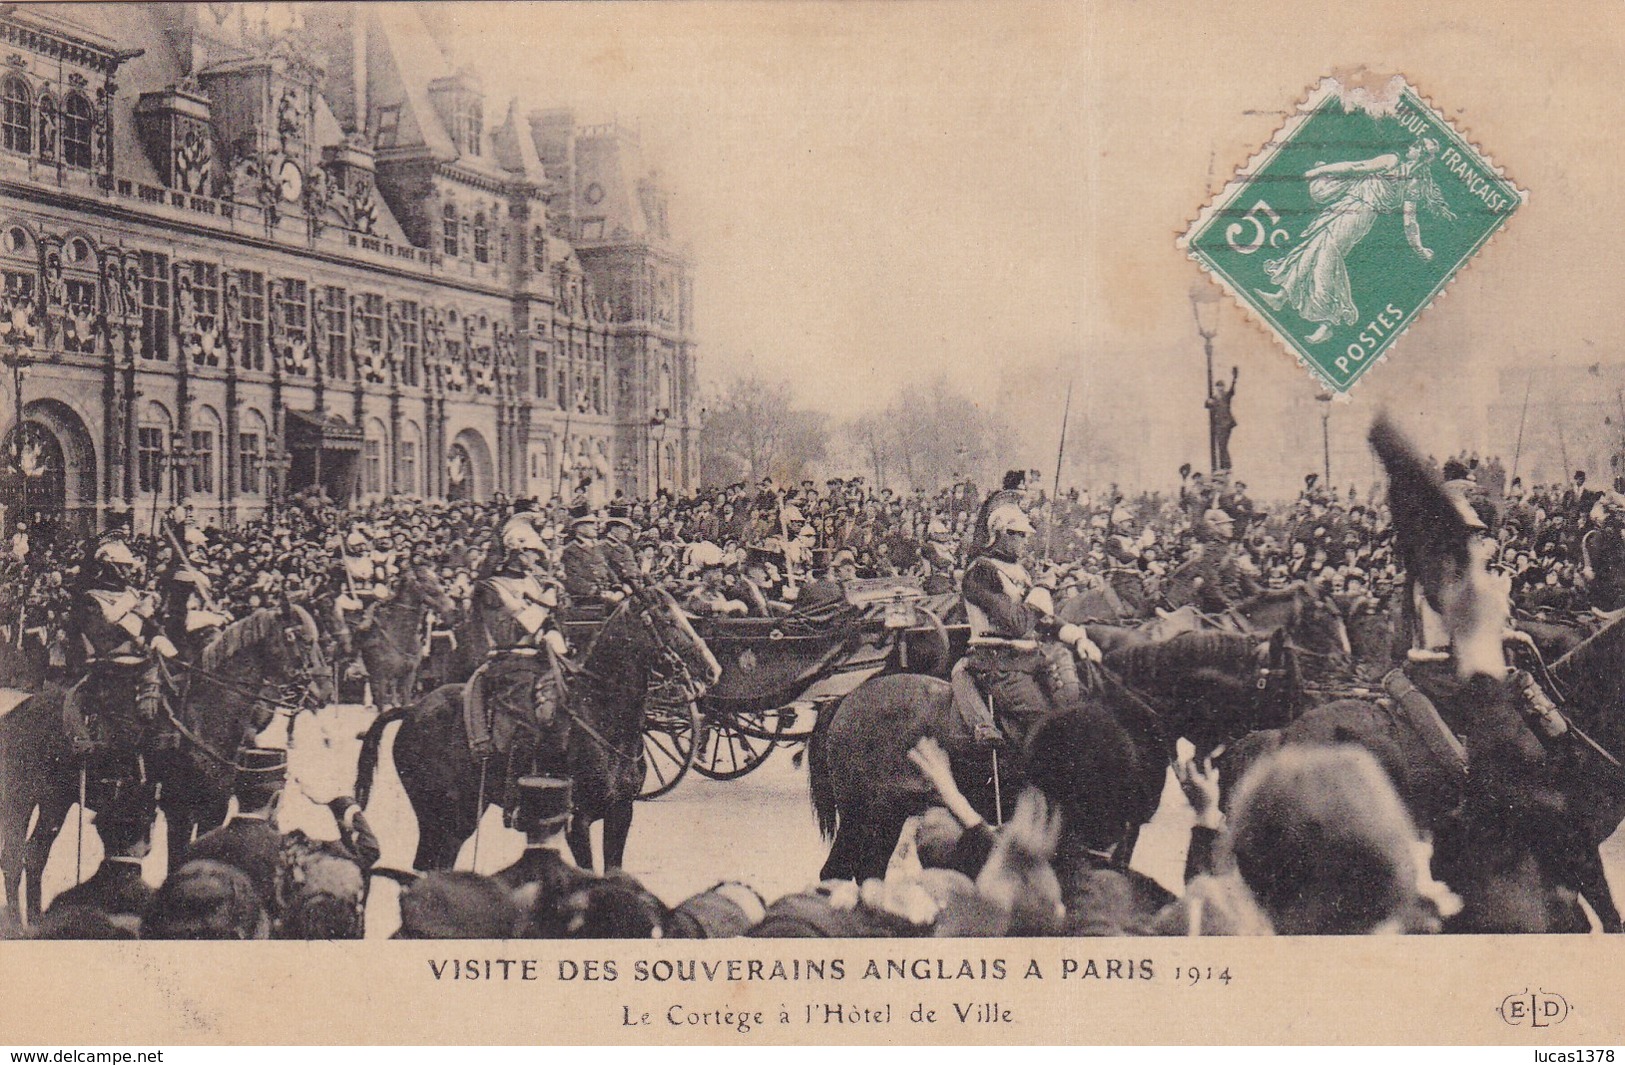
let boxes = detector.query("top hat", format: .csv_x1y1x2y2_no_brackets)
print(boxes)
513,776,573,840
568,502,596,527
604,503,633,530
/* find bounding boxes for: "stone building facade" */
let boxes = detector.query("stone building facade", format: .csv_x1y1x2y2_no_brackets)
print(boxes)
0,2,699,539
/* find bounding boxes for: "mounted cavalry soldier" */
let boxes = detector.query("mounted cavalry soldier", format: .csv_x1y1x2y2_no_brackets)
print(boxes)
158,509,230,666
467,517,571,803
66,529,179,757
960,502,1102,751
1164,507,1261,615
329,525,394,667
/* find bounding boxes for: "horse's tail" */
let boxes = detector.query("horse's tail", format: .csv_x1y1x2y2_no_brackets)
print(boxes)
355,705,409,807
806,698,839,842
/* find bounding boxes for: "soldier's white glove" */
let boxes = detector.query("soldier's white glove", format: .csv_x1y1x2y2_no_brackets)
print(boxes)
1057,623,1103,663
151,635,179,658
782,584,800,601
336,594,363,612
1024,586,1055,615
542,629,568,657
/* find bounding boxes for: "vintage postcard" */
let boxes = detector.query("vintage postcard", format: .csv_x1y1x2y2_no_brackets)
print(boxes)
2,0,1625,1048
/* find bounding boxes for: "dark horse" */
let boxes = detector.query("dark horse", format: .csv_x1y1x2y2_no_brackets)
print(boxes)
353,566,457,711
1084,582,1351,687
809,629,1304,881
0,599,328,920
1272,616,1625,932
354,584,719,873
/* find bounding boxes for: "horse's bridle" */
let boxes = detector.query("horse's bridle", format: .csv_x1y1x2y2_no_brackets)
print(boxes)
626,587,709,702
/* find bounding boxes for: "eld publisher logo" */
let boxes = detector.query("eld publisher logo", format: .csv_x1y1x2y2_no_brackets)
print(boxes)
1498,989,1571,1027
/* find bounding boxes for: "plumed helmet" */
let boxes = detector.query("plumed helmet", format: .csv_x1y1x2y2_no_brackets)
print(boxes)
988,503,1035,538
781,505,804,525
94,539,138,568
345,529,368,549
502,521,546,552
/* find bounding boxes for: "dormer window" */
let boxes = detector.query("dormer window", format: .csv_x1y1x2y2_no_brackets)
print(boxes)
429,73,483,159
455,95,482,158
374,104,400,150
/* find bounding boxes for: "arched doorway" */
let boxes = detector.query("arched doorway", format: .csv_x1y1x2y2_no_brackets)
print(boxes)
1,398,97,545
446,427,493,502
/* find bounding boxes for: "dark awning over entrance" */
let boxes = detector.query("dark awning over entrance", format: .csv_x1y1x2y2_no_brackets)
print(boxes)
285,409,364,453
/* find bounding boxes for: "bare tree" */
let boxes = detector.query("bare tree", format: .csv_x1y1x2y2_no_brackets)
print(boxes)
699,373,829,487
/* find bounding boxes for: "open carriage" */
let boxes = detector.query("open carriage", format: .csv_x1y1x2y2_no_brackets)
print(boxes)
564,576,965,799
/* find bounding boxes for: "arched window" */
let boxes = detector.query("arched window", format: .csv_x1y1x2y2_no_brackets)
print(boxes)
472,210,489,264
138,401,172,495
2,76,32,155
190,406,222,497
36,92,55,162
237,409,266,495
62,92,92,169
364,417,389,496
399,421,422,496
441,200,459,257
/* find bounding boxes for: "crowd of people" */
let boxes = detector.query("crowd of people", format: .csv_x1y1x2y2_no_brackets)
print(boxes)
5,455,1623,681
4,447,1624,939
15,712,1457,941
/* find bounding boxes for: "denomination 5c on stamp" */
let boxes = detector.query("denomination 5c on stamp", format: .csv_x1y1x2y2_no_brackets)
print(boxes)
1182,75,1526,393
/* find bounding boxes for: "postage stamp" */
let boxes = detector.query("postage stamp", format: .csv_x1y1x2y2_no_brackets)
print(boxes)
1182,76,1527,393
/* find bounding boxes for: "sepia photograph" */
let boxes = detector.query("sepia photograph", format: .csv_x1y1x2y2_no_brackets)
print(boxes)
1,0,1624,1048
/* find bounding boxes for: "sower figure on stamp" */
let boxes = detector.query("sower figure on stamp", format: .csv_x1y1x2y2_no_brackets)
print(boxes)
960,503,1103,752
1256,138,1456,345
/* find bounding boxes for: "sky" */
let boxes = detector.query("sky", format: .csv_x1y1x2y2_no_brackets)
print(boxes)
440,0,1625,496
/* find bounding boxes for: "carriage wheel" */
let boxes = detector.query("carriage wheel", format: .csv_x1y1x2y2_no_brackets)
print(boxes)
692,705,780,780
639,699,700,800
728,703,804,742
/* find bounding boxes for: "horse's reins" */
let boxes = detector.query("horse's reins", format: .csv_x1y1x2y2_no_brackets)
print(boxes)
566,592,707,767
1507,637,1625,777
168,658,319,717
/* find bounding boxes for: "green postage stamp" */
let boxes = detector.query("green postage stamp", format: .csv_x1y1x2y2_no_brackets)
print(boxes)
1182,76,1527,393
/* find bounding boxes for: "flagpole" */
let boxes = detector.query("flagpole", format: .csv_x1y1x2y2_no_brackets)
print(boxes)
1510,372,1533,483
1046,376,1074,562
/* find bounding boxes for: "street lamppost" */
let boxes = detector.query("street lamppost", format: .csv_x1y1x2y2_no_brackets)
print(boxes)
1315,390,1334,486
2,316,36,532
168,431,194,508
264,437,293,521
650,411,668,499
1191,284,1222,474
